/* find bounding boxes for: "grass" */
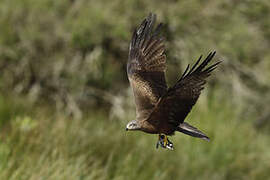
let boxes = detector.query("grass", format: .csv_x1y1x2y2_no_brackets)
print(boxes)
0,96,270,180
1,0,270,179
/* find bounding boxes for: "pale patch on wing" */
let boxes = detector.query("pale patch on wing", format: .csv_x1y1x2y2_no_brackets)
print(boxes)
129,73,162,120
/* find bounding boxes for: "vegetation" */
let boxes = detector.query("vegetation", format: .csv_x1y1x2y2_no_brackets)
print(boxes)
1,96,270,180
1,0,270,179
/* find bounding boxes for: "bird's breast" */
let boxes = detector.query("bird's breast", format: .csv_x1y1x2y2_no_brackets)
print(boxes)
140,119,175,135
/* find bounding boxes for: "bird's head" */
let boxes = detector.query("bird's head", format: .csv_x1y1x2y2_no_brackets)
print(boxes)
126,120,141,131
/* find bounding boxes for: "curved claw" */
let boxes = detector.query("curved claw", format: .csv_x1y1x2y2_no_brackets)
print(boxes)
165,139,174,150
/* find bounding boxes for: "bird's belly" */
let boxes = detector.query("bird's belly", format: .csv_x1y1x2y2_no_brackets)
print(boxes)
140,128,159,134
159,127,175,136
141,117,176,135
140,124,175,135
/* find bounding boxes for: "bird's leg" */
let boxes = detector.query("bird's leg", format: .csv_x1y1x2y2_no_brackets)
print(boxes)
158,134,168,146
157,134,174,150
157,134,165,149
161,134,168,146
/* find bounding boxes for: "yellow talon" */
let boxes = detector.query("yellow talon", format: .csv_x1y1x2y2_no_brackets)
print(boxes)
160,133,168,146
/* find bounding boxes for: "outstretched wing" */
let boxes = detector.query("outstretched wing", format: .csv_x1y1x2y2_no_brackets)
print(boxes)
147,52,220,132
127,13,167,121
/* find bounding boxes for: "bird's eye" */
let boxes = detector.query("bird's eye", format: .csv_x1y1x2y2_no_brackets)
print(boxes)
131,123,137,127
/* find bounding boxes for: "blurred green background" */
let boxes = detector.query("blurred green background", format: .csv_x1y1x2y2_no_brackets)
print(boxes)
1,0,270,179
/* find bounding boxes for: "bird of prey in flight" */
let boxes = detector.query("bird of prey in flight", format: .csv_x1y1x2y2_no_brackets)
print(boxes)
126,13,220,150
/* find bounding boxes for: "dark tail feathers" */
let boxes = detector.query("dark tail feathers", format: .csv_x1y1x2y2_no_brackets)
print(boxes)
177,122,210,142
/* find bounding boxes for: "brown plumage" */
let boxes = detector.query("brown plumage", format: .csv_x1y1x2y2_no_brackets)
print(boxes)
126,13,220,148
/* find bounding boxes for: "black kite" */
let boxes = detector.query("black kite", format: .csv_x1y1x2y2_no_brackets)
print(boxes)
126,13,220,150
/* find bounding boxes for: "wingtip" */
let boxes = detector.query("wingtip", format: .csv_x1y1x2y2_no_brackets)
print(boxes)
210,51,216,58
202,136,210,142
216,60,222,64
215,61,222,67
206,51,216,60
147,12,156,19
145,13,156,26
209,50,216,56
131,13,158,48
